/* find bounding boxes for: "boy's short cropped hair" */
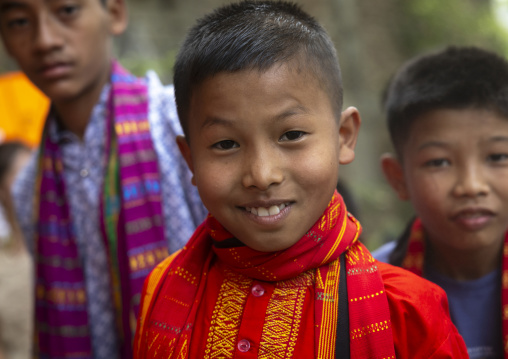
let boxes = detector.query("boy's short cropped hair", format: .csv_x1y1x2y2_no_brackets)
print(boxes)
384,46,508,155
173,0,343,138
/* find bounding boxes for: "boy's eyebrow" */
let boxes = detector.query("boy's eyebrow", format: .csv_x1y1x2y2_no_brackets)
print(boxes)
201,116,234,130
417,136,508,151
490,135,508,143
416,141,447,151
201,106,308,130
0,1,26,13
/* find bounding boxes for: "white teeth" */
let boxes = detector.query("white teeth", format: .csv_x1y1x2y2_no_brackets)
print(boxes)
268,205,280,215
257,207,269,216
246,203,287,216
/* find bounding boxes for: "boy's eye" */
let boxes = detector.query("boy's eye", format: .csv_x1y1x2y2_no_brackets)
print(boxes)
280,130,305,141
212,140,238,150
1,12,30,30
6,17,29,29
488,153,508,163
424,158,450,168
58,4,80,18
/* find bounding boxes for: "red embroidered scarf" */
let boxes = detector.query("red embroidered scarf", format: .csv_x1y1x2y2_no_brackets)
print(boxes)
134,192,396,358
402,218,508,359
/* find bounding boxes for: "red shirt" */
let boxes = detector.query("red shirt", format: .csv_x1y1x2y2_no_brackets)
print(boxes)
187,259,467,358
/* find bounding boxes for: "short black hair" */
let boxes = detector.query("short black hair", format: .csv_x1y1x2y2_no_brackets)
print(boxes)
384,46,508,156
173,0,343,139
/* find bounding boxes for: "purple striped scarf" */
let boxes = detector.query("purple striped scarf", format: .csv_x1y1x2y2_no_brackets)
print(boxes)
34,61,168,358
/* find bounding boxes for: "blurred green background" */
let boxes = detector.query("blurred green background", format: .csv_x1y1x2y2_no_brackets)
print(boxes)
1,0,508,250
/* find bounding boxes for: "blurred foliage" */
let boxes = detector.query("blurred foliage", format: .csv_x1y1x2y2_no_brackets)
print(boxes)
394,0,508,56
2,0,508,250
120,49,178,82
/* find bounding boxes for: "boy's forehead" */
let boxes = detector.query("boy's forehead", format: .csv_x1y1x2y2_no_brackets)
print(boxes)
403,108,508,146
0,0,100,8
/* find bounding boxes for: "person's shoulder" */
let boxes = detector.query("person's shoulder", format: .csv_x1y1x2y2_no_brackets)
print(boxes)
11,149,39,247
144,70,175,100
378,260,448,304
149,250,181,282
143,70,182,136
371,241,396,263
377,261,468,358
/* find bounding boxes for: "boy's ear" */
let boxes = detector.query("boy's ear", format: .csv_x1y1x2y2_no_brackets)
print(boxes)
338,106,361,165
380,153,409,200
105,0,128,35
176,135,196,186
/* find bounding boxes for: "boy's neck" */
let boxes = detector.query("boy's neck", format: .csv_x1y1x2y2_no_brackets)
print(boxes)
52,72,110,140
54,101,94,140
427,238,503,281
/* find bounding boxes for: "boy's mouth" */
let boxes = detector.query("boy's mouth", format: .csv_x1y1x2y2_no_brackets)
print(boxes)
451,208,495,230
245,203,290,217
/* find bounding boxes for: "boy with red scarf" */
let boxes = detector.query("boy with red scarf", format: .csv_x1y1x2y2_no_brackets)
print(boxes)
0,0,206,358
134,2,468,358
374,46,508,359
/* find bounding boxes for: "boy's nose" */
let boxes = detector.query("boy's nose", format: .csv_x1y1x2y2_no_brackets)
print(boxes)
452,165,489,198
34,15,64,53
241,149,284,191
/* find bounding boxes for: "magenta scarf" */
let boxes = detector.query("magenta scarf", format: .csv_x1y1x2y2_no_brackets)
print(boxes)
34,62,167,358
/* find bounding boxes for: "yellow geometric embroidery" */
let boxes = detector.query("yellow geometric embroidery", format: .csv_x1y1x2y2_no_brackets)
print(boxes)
36,285,86,305
204,271,252,359
258,271,313,359
129,248,169,273
350,290,384,303
351,320,391,340
346,242,375,267
227,247,278,281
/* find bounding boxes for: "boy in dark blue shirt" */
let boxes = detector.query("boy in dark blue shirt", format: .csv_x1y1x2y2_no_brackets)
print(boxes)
374,46,508,359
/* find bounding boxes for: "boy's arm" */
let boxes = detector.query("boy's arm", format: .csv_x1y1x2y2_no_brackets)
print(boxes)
11,150,38,254
378,261,469,358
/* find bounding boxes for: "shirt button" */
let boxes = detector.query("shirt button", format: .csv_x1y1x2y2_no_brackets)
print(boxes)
80,168,89,178
251,284,265,297
237,339,251,352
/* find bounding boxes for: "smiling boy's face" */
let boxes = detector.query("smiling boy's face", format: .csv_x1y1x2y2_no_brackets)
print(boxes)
177,63,360,252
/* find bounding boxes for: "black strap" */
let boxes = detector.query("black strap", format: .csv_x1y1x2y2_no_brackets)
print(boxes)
335,252,350,359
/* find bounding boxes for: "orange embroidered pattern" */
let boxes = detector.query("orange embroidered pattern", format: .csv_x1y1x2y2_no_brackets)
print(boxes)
258,271,313,359
204,270,252,359
129,248,169,273
36,285,87,306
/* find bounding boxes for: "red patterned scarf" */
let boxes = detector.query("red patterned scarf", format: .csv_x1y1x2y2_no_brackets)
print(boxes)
34,61,167,358
134,191,396,358
402,218,508,359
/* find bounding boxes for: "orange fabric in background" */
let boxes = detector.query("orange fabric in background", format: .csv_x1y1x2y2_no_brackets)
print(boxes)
0,72,49,147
